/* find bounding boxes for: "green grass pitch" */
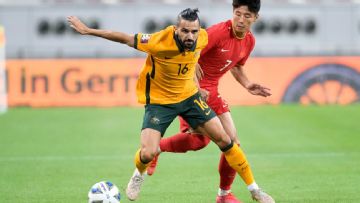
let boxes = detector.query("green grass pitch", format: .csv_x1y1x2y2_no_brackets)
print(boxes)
0,105,359,203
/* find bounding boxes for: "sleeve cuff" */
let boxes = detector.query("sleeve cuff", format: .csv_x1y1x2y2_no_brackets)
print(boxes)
134,34,138,49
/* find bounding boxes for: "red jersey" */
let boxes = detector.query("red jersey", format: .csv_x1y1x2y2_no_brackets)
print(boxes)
178,20,256,130
199,20,255,89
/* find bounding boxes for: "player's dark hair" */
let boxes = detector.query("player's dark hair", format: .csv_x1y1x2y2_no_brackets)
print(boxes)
177,8,200,25
232,0,261,14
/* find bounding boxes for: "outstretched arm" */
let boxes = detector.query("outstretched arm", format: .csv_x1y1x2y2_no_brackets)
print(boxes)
230,64,271,97
67,16,135,47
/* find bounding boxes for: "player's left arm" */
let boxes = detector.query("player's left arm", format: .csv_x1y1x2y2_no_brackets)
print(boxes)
67,16,134,47
230,64,271,97
195,63,204,81
194,64,209,101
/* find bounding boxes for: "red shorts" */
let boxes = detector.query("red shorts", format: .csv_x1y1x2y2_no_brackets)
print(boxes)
179,89,229,132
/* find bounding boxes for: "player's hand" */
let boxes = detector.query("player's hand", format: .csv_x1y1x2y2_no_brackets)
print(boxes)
199,88,210,101
67,16,90,35
246,83,272,97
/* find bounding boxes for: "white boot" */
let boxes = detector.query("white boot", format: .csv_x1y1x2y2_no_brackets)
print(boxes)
126,169,145,201
250,189,275,203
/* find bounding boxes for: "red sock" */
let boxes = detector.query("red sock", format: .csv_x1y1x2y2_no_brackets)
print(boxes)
218,153,237,190
160,132,210,153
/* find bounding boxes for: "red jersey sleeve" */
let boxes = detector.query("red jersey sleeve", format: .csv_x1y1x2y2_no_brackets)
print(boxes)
200,25,222,57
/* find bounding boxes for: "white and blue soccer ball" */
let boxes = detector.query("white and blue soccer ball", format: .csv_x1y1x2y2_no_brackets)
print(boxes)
88,181,121,203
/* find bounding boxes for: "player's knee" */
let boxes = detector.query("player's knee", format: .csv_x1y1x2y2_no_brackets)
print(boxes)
224,126,238,140
213,134,232,149
190,135,210,151
140,148,157,163
230,133,241,146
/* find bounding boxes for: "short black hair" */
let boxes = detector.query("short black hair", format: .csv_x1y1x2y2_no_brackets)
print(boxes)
177,8,200,25
232,0,261,14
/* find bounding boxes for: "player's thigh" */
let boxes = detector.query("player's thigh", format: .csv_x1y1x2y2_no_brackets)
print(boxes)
196,116,231,148
178,116,203,134
218,112,240,144
179,93,230,147
140,128,162,159
207,91,230,116
178,116,191,133
142,104,178,136
179,93,216,130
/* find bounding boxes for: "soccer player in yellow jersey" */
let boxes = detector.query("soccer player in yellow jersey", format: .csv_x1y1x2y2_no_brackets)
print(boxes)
68,8,274,203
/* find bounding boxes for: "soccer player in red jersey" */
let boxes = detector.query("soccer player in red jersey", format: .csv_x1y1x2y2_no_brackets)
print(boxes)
147,1,274,203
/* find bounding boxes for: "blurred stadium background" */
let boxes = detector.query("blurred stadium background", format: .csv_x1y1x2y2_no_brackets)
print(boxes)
2,0,360,58
0,0,359,203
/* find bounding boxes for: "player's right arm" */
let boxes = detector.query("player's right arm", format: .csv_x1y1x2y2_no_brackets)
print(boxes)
67,16,134,47
195,63,204,81
230,64,271,97
194,64,209,101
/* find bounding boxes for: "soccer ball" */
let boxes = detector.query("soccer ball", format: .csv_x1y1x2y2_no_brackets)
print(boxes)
88,181,121,203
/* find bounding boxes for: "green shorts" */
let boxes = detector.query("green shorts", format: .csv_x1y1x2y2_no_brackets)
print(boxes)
142,92,216,136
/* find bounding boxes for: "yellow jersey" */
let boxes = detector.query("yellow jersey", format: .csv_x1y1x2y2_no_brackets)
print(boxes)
134,26,208,104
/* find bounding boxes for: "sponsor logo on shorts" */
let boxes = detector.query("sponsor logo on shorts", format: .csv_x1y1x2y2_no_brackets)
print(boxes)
205,109,212,116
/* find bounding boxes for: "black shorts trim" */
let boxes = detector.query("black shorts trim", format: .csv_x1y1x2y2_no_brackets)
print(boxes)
150,55,155,79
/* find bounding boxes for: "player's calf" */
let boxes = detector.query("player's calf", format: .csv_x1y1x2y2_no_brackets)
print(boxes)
160,132,210,153
147,154,159,176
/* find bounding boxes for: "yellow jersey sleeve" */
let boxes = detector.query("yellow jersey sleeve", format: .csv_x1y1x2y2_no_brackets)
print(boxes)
134,30,165,55
198,28,208,50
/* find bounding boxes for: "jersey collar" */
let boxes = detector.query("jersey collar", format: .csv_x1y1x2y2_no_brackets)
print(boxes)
173,32,197,52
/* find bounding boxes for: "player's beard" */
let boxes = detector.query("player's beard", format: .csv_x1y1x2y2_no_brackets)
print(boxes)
174,33,195,50
183,39,195,49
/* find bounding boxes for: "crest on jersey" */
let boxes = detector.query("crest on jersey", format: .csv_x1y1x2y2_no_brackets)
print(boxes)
141,34,151,43
195,51,200,57
150,116,160,125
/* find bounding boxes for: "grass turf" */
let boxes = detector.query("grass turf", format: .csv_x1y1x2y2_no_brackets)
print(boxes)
0,105,359,203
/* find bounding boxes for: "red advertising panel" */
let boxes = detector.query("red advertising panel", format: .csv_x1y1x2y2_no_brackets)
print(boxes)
5,57,360,107
6,59,143,107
